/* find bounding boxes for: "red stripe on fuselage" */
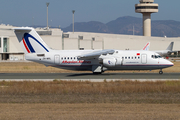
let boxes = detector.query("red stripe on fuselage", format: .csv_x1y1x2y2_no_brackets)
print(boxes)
22,38,30,53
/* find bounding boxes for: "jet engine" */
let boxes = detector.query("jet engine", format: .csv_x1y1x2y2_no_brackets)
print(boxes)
102,57,122,67
103,58,116,67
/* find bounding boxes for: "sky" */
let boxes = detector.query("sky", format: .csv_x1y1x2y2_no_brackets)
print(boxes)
0,0,179,28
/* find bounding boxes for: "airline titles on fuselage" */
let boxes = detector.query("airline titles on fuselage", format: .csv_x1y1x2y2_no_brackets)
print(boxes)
62,60,91,64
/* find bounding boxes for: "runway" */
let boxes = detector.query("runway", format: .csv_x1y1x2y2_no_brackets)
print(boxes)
0,73,180,81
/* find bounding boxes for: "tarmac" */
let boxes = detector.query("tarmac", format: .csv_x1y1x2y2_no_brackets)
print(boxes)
0,73,180,81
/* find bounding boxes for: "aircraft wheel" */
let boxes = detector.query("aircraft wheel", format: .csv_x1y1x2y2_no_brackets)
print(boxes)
93,72,102,75
159,71,163,75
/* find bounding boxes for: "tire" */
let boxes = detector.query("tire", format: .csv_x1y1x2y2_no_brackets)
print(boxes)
159,71,163,74
93,72,102,75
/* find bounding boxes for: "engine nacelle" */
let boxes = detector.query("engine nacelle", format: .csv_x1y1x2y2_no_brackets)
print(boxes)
102,57,122,67
103,58,116,67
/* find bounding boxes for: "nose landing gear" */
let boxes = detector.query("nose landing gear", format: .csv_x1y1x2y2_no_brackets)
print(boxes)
159,69,163,74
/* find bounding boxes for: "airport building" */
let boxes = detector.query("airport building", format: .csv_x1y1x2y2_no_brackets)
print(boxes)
0,0,180,61
0,0,179,61
0,24,180,61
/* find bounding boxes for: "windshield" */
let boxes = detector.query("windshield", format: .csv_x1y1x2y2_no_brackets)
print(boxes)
151,55,162,59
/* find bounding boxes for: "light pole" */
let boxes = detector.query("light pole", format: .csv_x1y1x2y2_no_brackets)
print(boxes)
72,10,75,33
32,17,34,28
46,3,50,29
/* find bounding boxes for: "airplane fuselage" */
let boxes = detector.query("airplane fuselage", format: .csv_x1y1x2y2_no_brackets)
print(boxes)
14,27,174,74
25,49,173,72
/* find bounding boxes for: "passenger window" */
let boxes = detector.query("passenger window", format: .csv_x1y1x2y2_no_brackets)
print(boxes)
61,57,63,60
122,57,124,59
135,57,136,59
138,57,140,59
132,57,133,59
71,57,72,59
128,57,130,59
125,57,127,59
64,57,66,59
74,57,76,59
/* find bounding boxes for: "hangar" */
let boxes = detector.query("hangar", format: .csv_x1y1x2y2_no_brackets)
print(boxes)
0,24,180,61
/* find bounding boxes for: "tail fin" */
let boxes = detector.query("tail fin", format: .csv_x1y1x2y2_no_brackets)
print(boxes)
166,42,174,51
14,27,50,54
142,42,150,51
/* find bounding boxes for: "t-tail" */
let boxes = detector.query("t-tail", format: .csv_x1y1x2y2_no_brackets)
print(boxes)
14,27,51,54
166,42,174,51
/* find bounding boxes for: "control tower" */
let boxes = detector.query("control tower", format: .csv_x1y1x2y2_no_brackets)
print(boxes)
135,0,158,36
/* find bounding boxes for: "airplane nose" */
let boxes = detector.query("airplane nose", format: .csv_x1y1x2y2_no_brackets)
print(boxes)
159,59,174,68
165,59,174,66
169,61,174,66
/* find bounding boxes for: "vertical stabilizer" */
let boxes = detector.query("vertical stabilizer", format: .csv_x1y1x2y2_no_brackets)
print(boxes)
166,42,174,51
142,42,150,51
14,27,50,54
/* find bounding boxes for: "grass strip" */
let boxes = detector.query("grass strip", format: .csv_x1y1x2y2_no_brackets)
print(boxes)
1,80,180,103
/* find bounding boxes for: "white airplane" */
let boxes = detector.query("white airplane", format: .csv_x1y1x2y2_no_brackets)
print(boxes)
14,27,174,74
154,42,175,56
143,42,176,56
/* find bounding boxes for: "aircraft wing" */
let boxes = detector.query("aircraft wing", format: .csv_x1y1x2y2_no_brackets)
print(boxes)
77,49,115,60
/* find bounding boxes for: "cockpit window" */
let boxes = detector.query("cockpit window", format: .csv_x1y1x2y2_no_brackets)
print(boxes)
152,55,162,59
158,55,162,58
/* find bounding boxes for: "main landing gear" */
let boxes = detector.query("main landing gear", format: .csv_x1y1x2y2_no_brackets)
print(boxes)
93,72,102,75
159,69,163,74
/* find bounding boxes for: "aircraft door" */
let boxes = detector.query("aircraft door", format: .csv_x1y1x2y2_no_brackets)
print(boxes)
141,54,147,64
54,55,60,64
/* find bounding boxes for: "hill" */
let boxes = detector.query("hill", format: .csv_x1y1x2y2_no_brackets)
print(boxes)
62,16,180,37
